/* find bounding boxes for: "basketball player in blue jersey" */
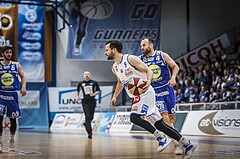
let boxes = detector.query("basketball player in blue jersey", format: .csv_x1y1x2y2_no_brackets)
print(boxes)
0,46,26,152
140,37,183,155
105,40,197,159
69,0,89,54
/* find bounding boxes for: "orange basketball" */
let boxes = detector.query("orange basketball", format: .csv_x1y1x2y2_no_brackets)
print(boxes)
127,77,146,96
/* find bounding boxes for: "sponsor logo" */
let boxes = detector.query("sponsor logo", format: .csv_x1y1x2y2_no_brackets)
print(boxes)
1,73,14,86
20,51,42,61
149,64,161,80
22,31,42,40
58,89,81,105
54,114,66,125
21,42,41,50
198,111,240,135
25,10,37,22
22,23,43,31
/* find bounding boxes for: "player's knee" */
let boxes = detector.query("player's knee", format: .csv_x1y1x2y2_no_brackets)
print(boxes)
130,113,141,124
154,118,165,130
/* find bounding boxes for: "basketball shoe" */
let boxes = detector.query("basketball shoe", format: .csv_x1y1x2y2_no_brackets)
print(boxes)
174,145,183,155
8,139,15,151
157,136,172,152
183,141,197,159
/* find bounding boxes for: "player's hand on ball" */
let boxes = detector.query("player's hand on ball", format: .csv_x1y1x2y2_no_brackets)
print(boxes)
142,80,150,93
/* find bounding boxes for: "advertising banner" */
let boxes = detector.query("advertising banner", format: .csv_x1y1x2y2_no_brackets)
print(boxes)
175,34,231,70
0,3,15,56
48,86,113,112
181,110,240,137
18,83,49,128
67,0,161,60
110,112,133,132
18,4,45,82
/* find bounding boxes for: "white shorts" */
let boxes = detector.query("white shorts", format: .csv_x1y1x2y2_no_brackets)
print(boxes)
131,86,160,117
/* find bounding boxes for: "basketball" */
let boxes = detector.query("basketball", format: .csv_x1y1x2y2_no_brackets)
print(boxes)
80,0,113,19
127,77,146,96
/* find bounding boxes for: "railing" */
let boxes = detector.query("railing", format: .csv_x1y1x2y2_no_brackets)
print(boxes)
72,101,240,113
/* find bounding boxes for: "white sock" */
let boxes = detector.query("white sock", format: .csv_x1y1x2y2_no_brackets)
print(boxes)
0,136,2,142
153,130,164,140
179,137,190,146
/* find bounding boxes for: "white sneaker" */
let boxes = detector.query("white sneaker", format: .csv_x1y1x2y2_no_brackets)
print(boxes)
174,145,183,155
74,47,81,55
157,136,172,152
8,139,15,151
183,141,197,159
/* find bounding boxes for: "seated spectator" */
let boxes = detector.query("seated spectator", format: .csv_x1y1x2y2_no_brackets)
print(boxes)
176,88,185,103
188,88,199,103
232,82,240,101
209,86,218,102
183,79,191,99
217,83,233,102
199,86,209,102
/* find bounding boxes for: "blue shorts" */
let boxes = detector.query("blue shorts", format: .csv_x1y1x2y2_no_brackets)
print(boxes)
0,91,21,118
154,85,176,114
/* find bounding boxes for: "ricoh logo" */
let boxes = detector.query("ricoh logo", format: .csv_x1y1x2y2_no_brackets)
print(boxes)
58,89,81,105
198,111,240,135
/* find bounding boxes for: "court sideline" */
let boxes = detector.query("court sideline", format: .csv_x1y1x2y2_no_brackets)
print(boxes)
0,129,239,159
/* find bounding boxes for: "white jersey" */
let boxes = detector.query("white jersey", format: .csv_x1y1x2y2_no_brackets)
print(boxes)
112,54,159,117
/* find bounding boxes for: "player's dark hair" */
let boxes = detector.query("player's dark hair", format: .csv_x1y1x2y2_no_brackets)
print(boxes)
105,40,123,53
142,37,154,45
2,45,12,53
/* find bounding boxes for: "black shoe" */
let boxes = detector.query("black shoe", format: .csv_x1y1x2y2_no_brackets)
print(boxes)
88,133,92,139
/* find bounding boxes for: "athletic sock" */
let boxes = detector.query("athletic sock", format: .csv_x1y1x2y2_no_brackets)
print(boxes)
179,137,190,146
153,130,164,140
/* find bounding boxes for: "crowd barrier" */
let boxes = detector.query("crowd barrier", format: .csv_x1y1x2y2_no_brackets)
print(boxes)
50,101,240,137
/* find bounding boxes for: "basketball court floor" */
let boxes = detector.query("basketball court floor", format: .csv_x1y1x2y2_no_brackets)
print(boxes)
0,129,239,158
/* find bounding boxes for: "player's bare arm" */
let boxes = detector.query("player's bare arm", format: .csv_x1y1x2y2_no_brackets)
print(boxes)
111,69,124,107
17,63,27,96
162,52,179,87
128,55,153,92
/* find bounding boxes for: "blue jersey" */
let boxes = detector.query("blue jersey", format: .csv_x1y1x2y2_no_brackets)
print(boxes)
140,51,175,114
139,50,171,89
0,61,21,91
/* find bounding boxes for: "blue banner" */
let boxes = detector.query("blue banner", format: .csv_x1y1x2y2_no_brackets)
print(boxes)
67,0,161,60
18,4,45,82
18,83,49,128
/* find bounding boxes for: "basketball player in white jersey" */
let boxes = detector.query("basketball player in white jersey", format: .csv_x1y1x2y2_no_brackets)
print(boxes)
105,40,197,159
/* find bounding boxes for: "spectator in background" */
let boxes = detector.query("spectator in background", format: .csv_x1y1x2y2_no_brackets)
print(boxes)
199,86,209,102
209,86,218,103
186,67,195,80
217,83,232,102
196,71,206,85
183,79,191,100
176,89,185,104
188,88,199,103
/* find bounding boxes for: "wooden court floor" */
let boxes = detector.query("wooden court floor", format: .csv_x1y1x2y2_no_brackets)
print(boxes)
0,129,240,159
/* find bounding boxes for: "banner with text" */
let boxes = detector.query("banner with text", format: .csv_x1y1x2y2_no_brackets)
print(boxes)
181,110,240,137
175,34,231,70
48,86,113,112
67,0,161,60
18,4,45,82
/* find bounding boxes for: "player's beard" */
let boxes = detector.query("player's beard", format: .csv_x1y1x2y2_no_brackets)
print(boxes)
142,47,151,55
107,50,115,60
3,54,12,61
